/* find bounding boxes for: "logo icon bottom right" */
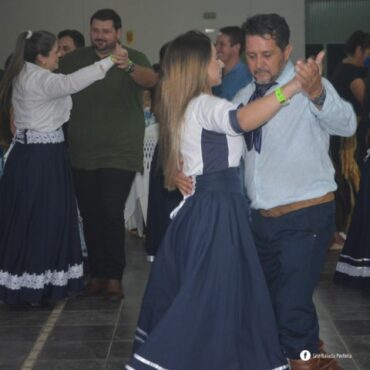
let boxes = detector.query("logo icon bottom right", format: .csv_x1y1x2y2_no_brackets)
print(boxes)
300,350,312,361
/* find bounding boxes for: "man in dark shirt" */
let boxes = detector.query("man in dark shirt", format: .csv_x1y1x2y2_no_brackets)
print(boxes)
59,8,157,299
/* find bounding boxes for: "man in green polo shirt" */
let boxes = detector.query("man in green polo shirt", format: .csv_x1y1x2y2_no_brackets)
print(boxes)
59,8,157,299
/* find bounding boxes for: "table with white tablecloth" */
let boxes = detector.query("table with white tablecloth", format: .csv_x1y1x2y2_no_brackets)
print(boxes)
125,123,158,236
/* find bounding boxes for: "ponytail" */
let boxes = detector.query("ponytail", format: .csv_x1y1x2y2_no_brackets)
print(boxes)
0,31,28,108
0,31,29,146
0,30,56,146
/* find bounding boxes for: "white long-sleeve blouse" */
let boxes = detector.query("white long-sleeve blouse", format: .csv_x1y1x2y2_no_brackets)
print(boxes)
12,57,113,132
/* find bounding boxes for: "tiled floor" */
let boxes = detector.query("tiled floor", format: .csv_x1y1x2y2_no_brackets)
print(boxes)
315,252,370,369
1,234,369,369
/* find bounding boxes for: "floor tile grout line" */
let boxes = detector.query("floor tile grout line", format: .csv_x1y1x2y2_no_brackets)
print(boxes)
316,294,361,370
20,301,66,370
104,298,126,370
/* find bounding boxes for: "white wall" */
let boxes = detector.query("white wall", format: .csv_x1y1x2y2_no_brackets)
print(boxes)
0,0,305,68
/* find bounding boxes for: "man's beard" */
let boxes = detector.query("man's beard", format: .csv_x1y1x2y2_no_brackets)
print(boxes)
92,39,116,54
253,69,275,84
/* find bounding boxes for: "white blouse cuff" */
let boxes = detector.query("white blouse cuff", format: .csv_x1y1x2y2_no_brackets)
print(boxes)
96,57,114,73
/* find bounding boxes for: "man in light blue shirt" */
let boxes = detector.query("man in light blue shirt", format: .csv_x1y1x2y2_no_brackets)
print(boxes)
212,26,252,101
234,62,355,212
234,14,356,369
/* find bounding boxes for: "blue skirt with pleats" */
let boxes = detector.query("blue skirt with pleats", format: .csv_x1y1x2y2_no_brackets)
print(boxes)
334,155,370,288
0,137,84,304
126,168,288,370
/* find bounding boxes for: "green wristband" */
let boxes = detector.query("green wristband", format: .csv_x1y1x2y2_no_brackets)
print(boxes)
274,87,289,106
125,59,135,74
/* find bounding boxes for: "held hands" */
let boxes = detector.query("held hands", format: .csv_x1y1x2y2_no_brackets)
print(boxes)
295,50,325,99
110,43,130,69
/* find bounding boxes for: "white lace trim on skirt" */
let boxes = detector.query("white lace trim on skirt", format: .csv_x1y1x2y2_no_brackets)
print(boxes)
0,263,83,290
336,261,370,278
14,128,64,144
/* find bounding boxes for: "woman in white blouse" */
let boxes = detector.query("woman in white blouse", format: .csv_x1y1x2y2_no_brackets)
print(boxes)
0,30,124,305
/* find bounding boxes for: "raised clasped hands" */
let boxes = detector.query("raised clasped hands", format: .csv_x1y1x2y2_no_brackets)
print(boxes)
111,43,130,69
295,50,325,99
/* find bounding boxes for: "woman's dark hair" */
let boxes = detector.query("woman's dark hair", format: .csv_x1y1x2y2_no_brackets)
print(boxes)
90,8,122,30
0,30,56,144
242,13,290,51
58,29,85,48
159,42,169,66
344,30,370,56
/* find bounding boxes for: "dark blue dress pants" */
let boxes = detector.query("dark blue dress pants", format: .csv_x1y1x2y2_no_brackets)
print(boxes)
250,201,335,359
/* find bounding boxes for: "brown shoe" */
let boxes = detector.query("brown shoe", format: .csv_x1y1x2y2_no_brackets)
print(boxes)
290,358,320,370
105,279,124,300
319,357,343,370
316,339,343,370
318,339,325,352
85,278,107,295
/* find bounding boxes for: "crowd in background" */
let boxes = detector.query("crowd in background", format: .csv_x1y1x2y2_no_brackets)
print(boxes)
0,7,369,370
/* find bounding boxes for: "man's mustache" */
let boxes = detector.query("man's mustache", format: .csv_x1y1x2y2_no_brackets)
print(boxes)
255,68,270,74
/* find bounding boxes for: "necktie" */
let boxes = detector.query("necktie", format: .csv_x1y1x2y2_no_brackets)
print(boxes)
244,82,277,153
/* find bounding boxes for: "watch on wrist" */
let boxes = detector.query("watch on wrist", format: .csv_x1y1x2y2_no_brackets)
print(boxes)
310,87,326,106
125,59,135,74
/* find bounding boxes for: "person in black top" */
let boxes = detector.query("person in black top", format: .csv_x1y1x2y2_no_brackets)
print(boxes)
330,30,370,248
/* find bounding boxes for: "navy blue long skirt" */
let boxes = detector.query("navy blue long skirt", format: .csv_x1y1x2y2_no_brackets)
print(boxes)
334,154,370,288
0,138,84,304
126,168,288,370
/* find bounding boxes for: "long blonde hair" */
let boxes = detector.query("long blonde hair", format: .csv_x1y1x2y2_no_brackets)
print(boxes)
156,31,212,190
